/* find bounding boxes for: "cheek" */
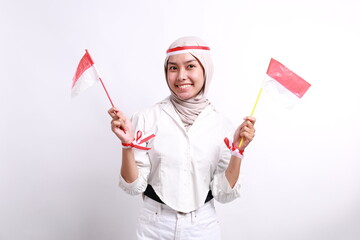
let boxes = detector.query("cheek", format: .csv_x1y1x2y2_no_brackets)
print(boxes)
167,73,177,84
194,72,205,85
166,79,172,89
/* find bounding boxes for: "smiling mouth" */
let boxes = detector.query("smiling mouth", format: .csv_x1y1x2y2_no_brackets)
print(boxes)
177,84,193,89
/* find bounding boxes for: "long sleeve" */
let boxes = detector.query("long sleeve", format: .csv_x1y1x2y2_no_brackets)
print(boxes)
118,112,151,195
210,127,242,203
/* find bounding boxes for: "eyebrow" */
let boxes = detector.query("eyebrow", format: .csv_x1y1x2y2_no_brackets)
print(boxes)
168,59,197,65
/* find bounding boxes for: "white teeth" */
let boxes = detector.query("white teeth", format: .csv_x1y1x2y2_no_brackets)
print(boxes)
178,84,191,89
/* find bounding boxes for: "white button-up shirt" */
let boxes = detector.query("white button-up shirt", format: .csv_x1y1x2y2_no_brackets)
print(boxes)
119,98,241,213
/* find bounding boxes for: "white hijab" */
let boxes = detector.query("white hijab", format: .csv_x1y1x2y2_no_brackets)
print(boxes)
164,36,214,129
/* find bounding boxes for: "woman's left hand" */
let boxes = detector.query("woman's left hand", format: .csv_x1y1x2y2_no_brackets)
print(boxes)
233,116,256,151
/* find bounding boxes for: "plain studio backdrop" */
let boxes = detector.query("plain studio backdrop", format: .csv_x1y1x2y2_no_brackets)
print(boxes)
1,0,359,239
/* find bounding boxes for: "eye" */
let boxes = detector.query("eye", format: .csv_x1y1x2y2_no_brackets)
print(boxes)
168,65,177,71
187,64,196,69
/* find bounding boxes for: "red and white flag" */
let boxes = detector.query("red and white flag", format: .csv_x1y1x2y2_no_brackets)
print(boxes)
71,50,100,98
262,58,311,109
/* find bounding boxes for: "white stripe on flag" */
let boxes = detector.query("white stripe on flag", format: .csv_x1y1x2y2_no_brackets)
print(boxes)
71,65,99,98
262,74,301,109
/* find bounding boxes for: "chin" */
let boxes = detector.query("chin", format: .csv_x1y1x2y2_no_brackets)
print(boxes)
177,93,194,100
177,96,190,100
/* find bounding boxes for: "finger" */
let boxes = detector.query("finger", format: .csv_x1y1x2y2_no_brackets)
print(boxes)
111,120,122,130
112,117,130,134
243,116,256,125
240,124,255,135
240,131,254,142
240,123,254,134
108,107,121,119
242,120,256,133
239,118,253,127
242,123,256,132
113,109,127,122
239,130,253,142
107,107,116,116
240,126,250,133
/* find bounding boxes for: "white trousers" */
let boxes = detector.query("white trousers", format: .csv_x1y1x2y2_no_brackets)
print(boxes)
136,196,222,240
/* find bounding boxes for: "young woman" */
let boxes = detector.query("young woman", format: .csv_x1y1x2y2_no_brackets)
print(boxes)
108,36,256,240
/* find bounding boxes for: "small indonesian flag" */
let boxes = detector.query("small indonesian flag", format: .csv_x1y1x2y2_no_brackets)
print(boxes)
262,58,311,109
71,50,100,98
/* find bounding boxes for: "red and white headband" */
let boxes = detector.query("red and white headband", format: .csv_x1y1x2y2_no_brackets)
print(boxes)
166,46,210,56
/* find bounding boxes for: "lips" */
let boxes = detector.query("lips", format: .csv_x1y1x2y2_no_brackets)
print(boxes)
177,84,193,89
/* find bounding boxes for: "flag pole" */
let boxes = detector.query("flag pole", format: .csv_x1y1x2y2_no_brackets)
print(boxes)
98,76,115,107
238,77,264,148
85,49,115,107
249,87,263,117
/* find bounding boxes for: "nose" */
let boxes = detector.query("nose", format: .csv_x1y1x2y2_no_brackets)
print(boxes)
177,67,187,81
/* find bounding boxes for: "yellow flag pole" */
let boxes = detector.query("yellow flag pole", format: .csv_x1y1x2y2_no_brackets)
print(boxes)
238,87,263,148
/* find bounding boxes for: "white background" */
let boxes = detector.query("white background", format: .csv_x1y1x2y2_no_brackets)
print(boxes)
1,0,360,239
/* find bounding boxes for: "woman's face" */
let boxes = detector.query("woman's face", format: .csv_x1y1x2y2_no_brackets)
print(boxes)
166,53,205,100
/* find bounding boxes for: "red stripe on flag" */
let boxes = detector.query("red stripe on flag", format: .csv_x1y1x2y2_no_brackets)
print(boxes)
266,58,311,98
166,46,210,54
72,50,95,88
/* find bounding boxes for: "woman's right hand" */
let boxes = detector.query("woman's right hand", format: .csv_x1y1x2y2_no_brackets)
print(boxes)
108,107,134,144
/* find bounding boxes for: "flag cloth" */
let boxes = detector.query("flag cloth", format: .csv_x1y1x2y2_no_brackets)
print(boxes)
262,58,311,109
71,50,100,97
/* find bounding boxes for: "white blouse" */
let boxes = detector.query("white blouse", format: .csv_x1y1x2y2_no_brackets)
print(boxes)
119,97,241,213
